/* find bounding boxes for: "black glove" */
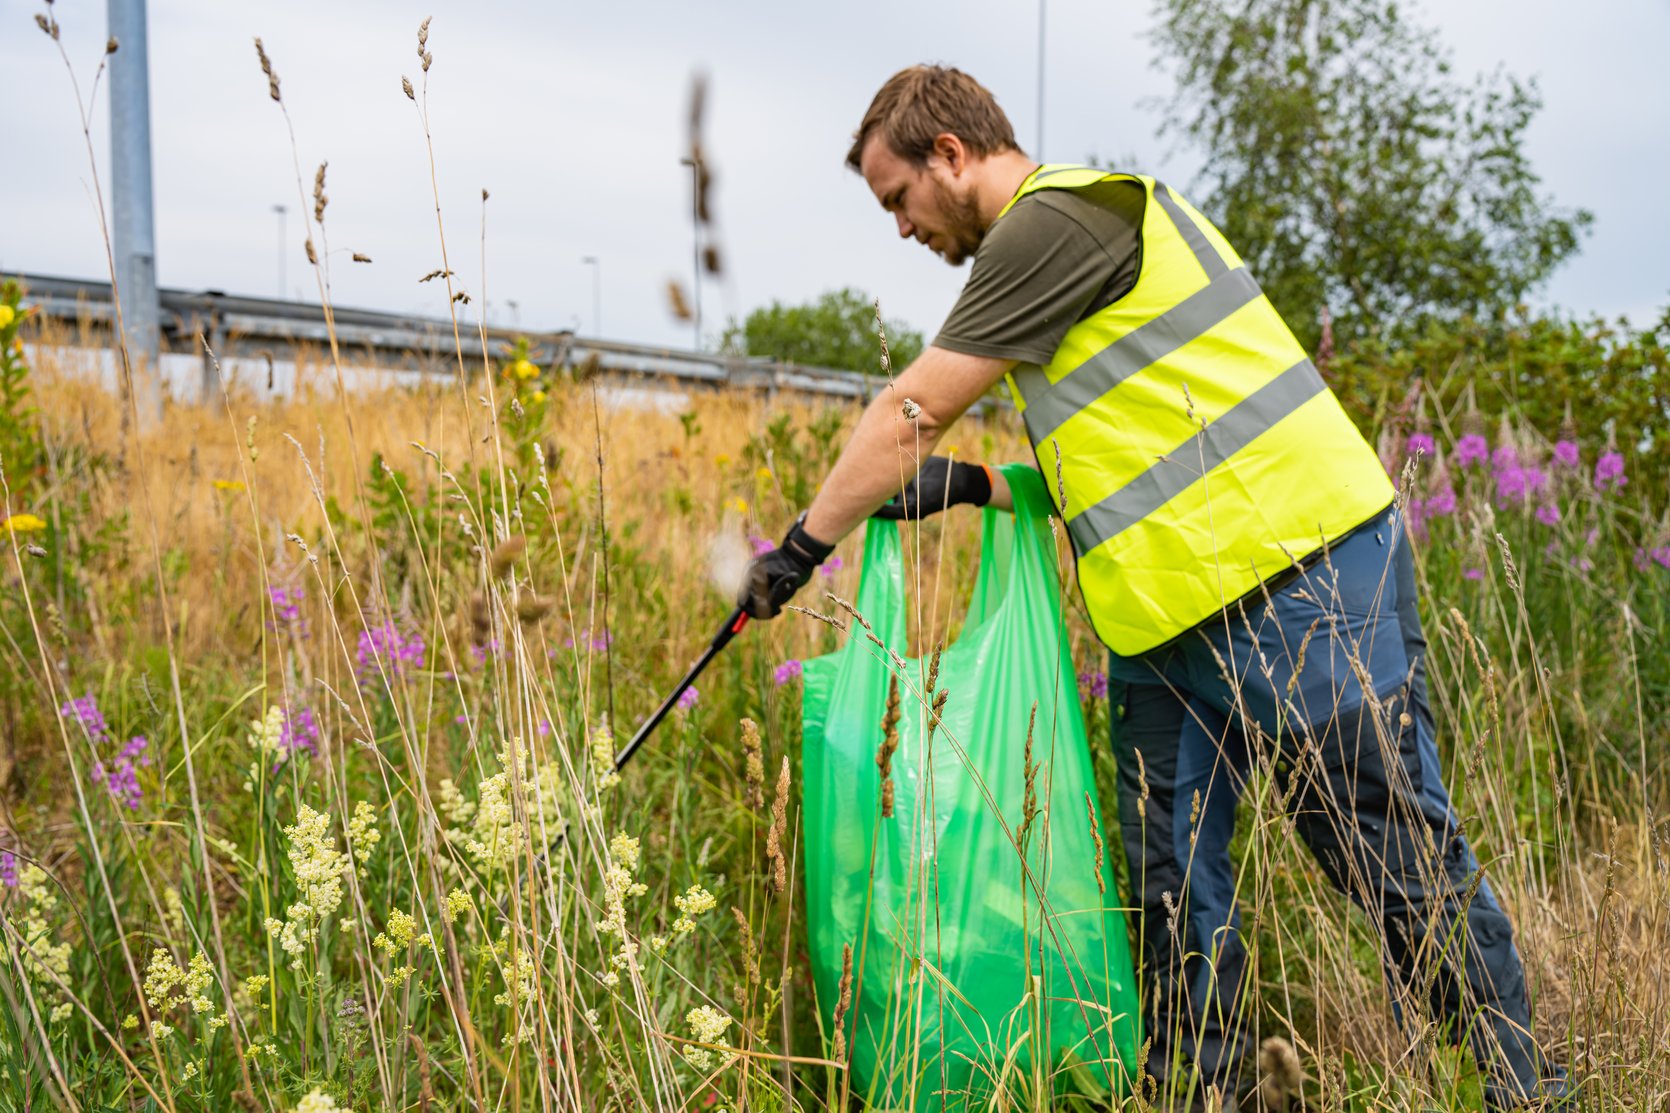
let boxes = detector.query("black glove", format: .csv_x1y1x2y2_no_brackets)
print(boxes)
872,457,993,520
736,513,836,619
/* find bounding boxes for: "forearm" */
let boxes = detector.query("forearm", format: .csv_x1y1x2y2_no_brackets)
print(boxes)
802,382,946,543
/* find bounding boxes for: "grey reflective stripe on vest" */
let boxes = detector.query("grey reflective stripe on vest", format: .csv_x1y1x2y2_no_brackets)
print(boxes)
1031,165,1093,184
1064,358,1328,554
1152,181,1228,281
1013,268,1261,441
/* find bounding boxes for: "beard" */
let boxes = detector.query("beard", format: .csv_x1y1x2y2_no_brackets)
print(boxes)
929,177,987,266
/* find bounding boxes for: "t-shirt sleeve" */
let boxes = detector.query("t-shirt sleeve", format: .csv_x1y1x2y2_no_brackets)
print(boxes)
933,191,1135,365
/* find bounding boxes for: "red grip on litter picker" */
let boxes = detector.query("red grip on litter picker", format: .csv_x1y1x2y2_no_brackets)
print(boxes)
731,612,749,635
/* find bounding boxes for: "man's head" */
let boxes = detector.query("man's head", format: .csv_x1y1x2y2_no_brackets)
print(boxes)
847,66,1031,267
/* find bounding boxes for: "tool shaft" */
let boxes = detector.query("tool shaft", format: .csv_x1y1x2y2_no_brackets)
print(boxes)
612,607,747,771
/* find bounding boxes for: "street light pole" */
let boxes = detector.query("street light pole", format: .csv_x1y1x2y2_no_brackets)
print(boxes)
1037,0,1047,159
581,255,601,337
273,204,287,299
678,157,702,349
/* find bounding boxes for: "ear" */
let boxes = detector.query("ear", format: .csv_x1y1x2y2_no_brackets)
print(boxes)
931,133,968,176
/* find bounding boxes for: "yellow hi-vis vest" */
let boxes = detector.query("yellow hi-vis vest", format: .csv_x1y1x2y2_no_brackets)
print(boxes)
1000,166,1394,655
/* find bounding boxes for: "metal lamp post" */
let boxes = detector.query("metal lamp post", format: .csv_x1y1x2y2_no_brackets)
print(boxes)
273,204,287,299
581,255,601,337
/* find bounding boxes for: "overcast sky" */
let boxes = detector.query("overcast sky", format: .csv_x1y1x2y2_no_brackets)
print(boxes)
5,0,1667,353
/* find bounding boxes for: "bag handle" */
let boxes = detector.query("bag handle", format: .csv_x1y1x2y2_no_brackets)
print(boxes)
851,464,1062,653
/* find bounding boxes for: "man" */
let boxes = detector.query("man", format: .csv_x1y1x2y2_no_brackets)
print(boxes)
737,65,1569,1110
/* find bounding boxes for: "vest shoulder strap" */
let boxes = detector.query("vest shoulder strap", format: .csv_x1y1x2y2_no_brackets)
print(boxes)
996,165,1149,220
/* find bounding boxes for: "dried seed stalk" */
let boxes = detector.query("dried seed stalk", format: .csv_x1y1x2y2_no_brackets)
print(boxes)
253,38,280,102
740,718,765,811
1085,791,1105,895
1018,702,1039,848
877,674,901,818
926,687,949,744
832,942,854,1061
489,535,525,578
766,756,789,893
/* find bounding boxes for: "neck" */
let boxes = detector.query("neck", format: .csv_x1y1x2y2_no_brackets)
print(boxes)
976,151,1043,224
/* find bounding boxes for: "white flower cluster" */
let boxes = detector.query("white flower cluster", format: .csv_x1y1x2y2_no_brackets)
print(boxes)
682,1004,733,1071
441,887,472,923
264,804,350,967
490,931,537,1044
374,908,434,987
242,705,287,791
464,766,520,867
598,831,649,987
451,739,570,872
346,800,381,877
673,884,717,937
437,778,475,825
141,948,224,1038
589,718,621,794
294,1089,342,1113
5,864,74,1024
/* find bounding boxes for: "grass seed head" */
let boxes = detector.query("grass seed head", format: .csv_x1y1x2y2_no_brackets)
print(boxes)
489,535,525,578
514,593,553,625
740,718,765,811
1258,1035,1304,1108
927,686,949,743
666,280,692,321
253,38,280,102
766,755,790,893
1085,791,1105,895
877,674,901,818
832,942,854,1060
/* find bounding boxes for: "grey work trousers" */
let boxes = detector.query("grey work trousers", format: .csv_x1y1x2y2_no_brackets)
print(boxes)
1108,507,1552,1105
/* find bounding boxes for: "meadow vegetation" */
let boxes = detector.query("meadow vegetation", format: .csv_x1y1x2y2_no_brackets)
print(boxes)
2,282,1669,1110
4,7,1670,1108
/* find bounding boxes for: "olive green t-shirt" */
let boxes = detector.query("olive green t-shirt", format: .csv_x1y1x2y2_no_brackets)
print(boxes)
934,178,1146,365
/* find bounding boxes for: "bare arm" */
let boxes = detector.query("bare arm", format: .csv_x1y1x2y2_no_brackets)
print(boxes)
802,345,1017,544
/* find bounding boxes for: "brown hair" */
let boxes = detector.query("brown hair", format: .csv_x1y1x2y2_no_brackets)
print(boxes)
846,65,1020,172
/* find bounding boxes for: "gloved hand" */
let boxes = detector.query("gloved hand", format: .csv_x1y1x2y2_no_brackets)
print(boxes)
872,456,993,520
736,513,836,619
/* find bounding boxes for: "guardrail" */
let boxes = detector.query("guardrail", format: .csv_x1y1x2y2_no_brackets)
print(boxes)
11,271,889,405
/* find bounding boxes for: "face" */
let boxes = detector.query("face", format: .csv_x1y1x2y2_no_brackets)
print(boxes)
860,135,987,267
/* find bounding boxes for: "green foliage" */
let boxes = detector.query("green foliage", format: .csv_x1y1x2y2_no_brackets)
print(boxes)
0,280,42,511
1151,0,1592,350
1329,306,1670,488
724,288,925,375
740,406,851,511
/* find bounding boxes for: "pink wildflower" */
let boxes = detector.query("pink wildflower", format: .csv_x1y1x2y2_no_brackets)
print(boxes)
1455,434,1489,469
1594,451,1626,491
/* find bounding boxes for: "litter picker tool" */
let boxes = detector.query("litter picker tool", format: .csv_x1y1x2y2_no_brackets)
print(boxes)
611,605,749,774
526,605,751,881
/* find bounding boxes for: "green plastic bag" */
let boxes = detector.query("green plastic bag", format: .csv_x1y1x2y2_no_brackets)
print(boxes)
802,464,1142,1110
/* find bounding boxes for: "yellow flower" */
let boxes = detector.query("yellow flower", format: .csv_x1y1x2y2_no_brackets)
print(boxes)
507,358,539,381
1,513,46,534
715,453,731,468
755,466,773,481
212,479,245,492
725,496,748,515
531,390,546,403
941,444,959,457
0,305,15,330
